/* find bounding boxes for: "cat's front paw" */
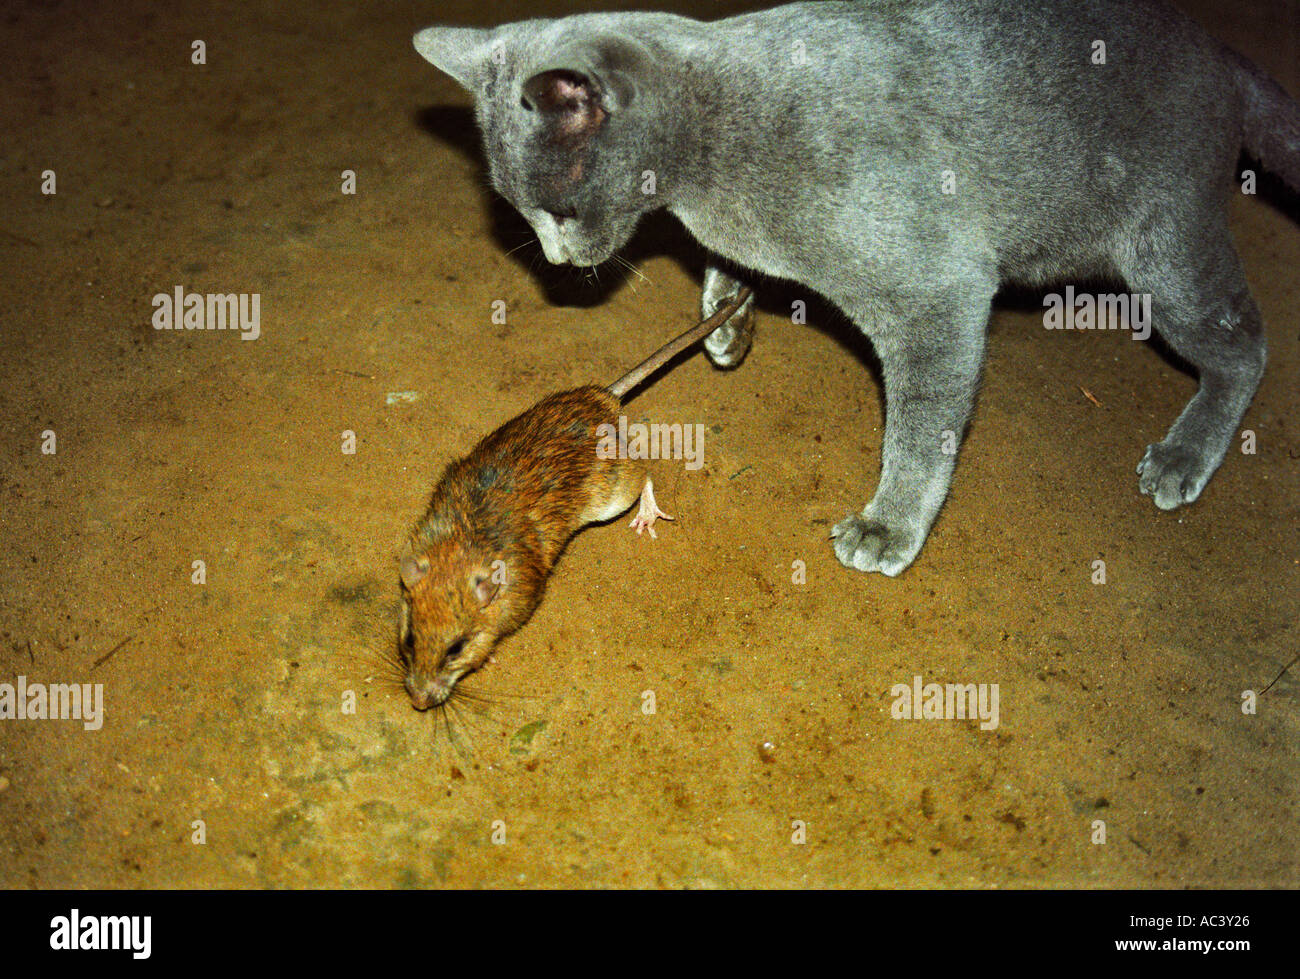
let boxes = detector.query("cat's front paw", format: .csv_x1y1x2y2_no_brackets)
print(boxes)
1136,440,1213,510
700,271,756,368
830,512,920,577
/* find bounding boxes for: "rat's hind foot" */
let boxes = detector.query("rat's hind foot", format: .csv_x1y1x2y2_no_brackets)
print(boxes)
630,478,673,539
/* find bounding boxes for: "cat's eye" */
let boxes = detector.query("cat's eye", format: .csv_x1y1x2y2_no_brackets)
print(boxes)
546,206,577,223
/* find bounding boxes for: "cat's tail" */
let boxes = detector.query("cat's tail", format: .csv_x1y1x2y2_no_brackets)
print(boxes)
1231,51,1300,191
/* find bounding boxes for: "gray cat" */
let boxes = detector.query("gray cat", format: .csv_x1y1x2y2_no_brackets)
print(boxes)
413,0,1299,576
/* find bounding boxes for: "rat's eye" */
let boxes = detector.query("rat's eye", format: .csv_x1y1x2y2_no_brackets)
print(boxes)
444,639,466,663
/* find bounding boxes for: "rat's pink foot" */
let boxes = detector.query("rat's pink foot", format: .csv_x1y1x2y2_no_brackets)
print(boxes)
629,478,673,539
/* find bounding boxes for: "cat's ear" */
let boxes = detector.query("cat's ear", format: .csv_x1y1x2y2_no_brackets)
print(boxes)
521,36,647,130
413,26,496,92
522,68,608,139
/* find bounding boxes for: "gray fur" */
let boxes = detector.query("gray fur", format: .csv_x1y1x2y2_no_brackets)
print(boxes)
414,0,1299,576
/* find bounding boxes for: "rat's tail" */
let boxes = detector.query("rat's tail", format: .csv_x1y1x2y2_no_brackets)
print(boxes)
607,287,753,400
1232,51,1300,192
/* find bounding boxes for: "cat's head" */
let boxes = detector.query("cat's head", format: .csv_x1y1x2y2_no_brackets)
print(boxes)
414,21,665,267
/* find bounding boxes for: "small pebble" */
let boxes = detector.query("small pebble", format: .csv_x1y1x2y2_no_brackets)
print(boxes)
0,776,9,792
757,740,777,764
921,787,936,818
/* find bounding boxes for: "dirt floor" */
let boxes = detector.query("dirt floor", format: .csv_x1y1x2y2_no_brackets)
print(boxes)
0,0,1296,889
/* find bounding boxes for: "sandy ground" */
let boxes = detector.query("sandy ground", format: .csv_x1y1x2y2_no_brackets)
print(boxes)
0,0,1296,888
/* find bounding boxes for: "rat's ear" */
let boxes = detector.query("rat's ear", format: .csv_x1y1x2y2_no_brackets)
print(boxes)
469,567,505,609
413,26,497,92
400,550,430,589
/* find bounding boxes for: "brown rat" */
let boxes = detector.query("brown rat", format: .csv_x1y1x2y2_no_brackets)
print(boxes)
397,288,752,710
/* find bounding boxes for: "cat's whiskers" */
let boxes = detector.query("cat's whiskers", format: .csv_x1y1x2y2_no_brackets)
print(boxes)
610,253,651,290
502,239,537,260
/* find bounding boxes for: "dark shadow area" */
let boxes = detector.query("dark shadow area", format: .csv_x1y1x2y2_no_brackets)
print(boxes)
1247,152,1300,227
995,275,1200,381
411,104,481,168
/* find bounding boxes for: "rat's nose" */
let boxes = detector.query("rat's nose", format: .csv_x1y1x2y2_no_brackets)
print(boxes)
406,673,451,711
405,676,436,711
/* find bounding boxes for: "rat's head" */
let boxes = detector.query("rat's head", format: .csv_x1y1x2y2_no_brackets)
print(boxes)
413,18,666,267
397,539,506,710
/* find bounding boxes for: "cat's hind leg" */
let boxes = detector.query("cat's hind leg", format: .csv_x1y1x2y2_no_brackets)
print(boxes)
831,278,996,576
701,264,756,367
1118,218,1266,510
